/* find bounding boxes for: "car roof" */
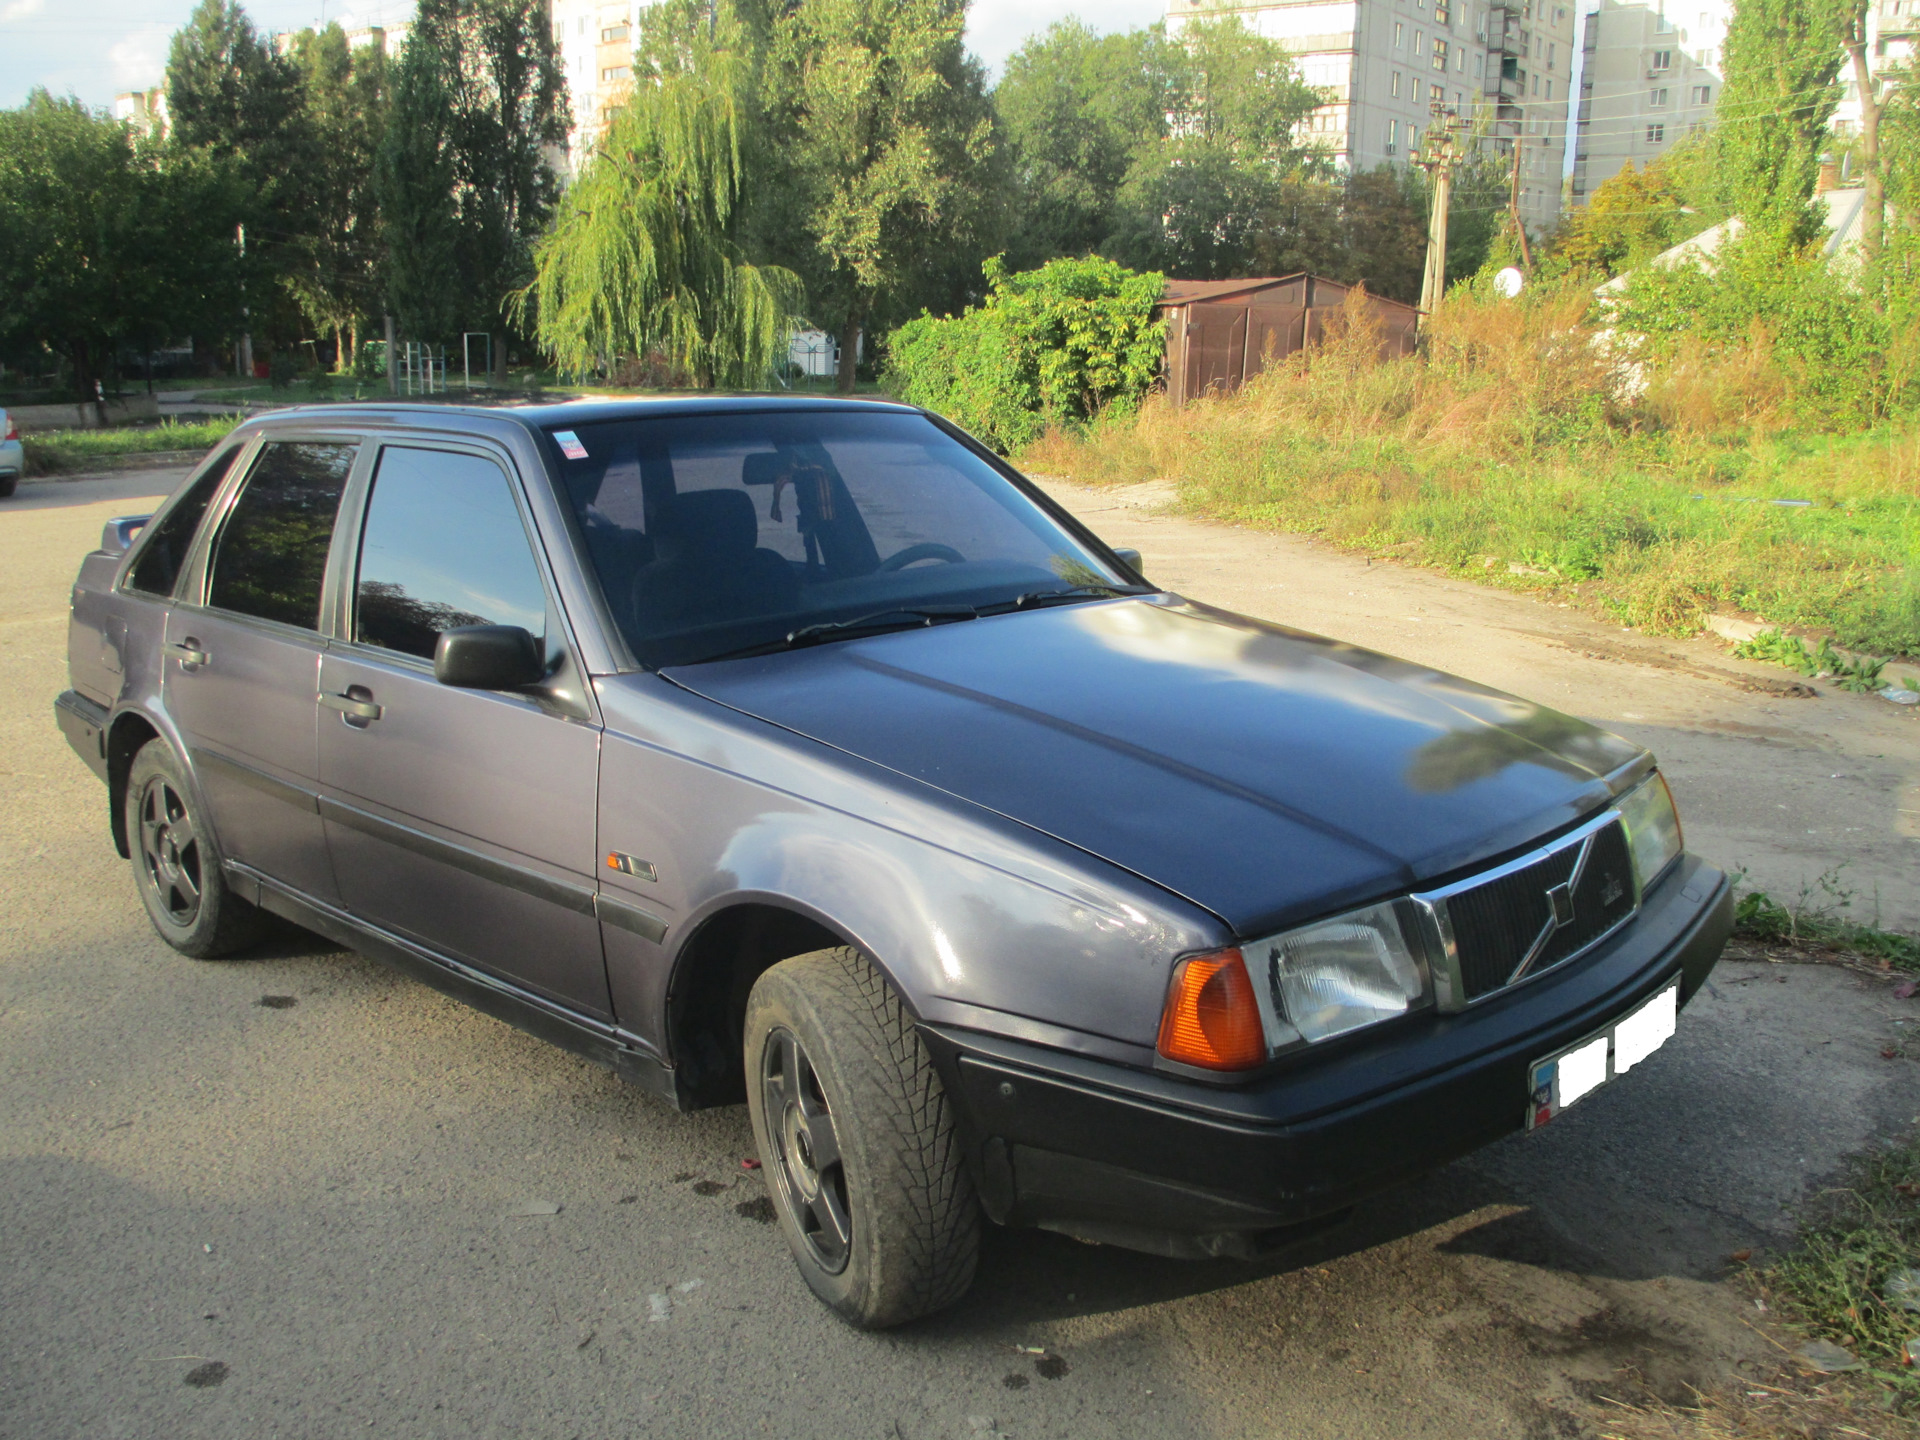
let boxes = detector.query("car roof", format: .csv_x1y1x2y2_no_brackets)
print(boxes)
234,393,920,440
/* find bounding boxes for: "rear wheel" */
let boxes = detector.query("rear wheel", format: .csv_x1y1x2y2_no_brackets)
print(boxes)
745,947,980,1328
126,739,267,958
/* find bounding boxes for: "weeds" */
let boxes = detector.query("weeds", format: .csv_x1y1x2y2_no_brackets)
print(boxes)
1766,1128,1920,1407
1733,869,1920,973
1021,282,1920,658
1731,630,1890,694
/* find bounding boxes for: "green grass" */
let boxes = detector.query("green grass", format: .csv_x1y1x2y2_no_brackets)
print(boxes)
23,418,241,474
1020,292,1920,659
1765,1127,1920,1409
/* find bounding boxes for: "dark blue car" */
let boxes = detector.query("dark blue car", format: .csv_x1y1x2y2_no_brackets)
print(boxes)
57,398,1730,1326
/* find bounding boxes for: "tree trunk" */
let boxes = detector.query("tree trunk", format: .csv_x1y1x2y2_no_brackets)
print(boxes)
1844,12,1883,267
491,331,507,388
349,319,360,377
835,303,862,395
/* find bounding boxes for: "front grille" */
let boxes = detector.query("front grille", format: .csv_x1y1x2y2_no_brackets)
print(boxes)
1433,817,1637,1003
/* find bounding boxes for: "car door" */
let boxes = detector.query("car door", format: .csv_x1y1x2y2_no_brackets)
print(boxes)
163,439,358,904
315,441,612,1019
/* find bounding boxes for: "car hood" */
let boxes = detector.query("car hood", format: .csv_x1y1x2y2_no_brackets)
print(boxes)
664,596,1647,935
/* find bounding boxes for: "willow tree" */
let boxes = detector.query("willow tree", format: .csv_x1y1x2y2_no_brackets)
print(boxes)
519,0,802,388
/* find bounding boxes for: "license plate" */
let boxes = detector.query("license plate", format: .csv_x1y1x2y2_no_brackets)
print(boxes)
1526,981,1678,1129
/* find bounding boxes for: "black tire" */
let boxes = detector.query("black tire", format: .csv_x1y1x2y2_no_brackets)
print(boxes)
745,947,980,1328
0,475,17,499
125,739,267,958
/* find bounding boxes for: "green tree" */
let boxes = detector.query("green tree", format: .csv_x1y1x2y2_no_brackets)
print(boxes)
993,21,1174,268
389,0,570,375
284,24,389,371
1714,0,1849,250
1102,17,1325,278
165,0,308,347
0,92,241,393
758,0,1000,391
1550,155,1705,277
376,32,463,345
518,0,803,387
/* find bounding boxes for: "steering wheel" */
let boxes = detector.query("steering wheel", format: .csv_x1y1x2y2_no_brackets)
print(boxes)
877,542,966,571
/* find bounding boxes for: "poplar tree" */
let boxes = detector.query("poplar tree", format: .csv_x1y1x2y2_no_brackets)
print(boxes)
1714,0,1849,250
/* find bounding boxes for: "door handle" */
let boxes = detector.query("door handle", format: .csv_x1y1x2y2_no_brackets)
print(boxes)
320,690,382,721
164,640,209,668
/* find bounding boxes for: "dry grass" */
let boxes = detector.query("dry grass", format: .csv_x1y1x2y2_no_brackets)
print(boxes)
1594,1373,1919,1440
1020,284,1920,657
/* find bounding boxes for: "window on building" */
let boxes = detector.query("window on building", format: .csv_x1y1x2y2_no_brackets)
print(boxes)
1691,84,1711,104
1388,118,1400,151
1547,42,1554,66
1650,86,1668,105
576,16,585,33
1395,21,1404,47
601,23,628,42
1651,49,1671,69
1474,54,1483,74
1433,38,1448,68
1456,45,1466,68
1391,70,1401,96
1414,28,1423,54
1531,72,1539,94
1436,1,1451,23
601,65,630,82
1546,78,1553,97
1647,123,1665,143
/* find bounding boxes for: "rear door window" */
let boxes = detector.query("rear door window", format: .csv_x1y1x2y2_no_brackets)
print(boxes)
126,444,248,597
352,446,549,661
206,441,357,630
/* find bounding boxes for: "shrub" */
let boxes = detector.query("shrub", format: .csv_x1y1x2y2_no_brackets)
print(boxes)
884,255,1166,451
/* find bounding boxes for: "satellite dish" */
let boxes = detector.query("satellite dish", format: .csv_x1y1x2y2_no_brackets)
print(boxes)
1494,266,1526,298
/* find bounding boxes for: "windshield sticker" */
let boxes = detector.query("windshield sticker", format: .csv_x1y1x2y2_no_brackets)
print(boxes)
554,430,588,460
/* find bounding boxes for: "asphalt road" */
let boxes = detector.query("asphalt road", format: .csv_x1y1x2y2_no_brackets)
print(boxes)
3,469,1916,1440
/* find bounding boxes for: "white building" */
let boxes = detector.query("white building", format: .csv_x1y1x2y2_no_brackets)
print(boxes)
1569,0,1720,204
550,0,652,172
111,89,170,136
269,23,410,58
1166,0,1578,234
1833,0,1918,143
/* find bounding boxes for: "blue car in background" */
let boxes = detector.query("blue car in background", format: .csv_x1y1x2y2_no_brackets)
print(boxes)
0,409,23,496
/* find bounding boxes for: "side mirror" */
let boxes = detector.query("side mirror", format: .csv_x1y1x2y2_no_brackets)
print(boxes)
1113,547,1146,579
434,625,545,690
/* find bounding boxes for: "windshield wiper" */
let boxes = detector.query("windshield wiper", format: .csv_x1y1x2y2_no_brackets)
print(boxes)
992,583,1138,612
783,606,980,649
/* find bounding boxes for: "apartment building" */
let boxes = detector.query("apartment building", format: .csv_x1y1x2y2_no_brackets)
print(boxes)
551,0,652,170
1833,0,1918,141
111,88,170,136
268,23,411,59
1569,0,1720,204
1166,0,1577,233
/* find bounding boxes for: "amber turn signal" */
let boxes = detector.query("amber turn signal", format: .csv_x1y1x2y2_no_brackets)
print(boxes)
1156,949,1267,1071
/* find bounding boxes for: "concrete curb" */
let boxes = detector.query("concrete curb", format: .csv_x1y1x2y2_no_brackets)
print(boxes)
25,450,204,479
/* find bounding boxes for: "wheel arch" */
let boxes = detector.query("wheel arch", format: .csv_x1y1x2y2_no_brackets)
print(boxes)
106,709,164,858
664,893,907,1111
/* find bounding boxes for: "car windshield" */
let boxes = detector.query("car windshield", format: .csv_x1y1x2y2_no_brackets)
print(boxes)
546,409,1145,667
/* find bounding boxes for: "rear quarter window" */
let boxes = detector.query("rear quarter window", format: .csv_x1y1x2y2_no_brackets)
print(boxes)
125,444,248,597
206,441,357,630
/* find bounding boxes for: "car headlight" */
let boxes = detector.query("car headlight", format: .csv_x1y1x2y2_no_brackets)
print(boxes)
1619,771,1683,896
1157,901,1432,1070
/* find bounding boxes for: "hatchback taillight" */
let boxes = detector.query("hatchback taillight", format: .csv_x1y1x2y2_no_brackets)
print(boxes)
2,417,17,441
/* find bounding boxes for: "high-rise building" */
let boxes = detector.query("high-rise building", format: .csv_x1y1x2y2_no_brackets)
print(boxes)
1569,0,1720,204
1833,0,1918,142
550,0,652,172
111,89,171,137
1165,0,1578,235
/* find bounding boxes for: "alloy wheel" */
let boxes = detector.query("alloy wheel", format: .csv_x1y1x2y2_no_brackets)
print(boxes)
761,1026,851,1273
137,775,202,926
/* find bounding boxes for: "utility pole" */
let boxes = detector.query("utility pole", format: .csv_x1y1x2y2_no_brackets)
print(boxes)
1415,105,1468,323
1506,137,1534,271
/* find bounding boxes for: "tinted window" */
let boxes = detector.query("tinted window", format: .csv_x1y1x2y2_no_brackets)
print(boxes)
207,442,355,630
126,444,246,596
354,446,548,661
551,411,1134,667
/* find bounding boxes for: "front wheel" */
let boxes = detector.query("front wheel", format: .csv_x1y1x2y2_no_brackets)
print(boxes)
126,739,267,958
745,947,980,1328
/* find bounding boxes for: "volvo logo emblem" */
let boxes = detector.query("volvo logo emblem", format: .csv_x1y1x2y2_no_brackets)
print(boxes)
1546,881,1575,927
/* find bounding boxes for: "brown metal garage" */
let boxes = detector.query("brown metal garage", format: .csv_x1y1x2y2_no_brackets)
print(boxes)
1160,275,1419,406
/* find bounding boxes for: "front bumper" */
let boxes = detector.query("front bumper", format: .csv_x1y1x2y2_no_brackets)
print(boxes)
924,854,1732,1258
